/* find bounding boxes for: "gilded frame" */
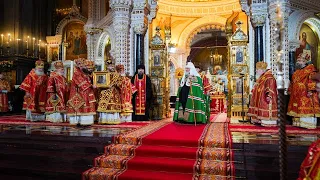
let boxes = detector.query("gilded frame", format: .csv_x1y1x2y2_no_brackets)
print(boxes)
93,71,109,88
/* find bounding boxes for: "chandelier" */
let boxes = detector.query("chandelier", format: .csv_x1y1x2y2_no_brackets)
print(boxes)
210,35,222,65
210,48,222,65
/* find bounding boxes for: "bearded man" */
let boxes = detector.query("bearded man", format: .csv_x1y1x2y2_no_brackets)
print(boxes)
97,63,123,124
131,65,153,121
248,62,278,126
116,64,137,122
287,52,320,129
0,73,11,112
173,62,207,124
67,59,96,126
20,60,48,121
45,61,69,123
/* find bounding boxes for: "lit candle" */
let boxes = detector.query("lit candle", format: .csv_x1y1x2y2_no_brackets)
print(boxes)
32,37,35,52
27,36,30,49
7,34,11,48
1,34,3,47
38,40,41,52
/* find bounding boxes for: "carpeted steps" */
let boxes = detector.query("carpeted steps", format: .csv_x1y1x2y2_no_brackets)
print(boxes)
83,117,235,179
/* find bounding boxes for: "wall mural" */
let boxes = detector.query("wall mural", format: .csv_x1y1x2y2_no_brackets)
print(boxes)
65,22,87,60
296,23,319,67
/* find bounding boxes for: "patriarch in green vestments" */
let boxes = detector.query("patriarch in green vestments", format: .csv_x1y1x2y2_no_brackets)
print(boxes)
173,62,207,124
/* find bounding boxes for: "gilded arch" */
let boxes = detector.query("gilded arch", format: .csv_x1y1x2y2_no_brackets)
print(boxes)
178,15,227,51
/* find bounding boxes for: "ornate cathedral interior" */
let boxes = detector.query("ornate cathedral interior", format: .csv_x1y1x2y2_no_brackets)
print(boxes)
0,0,319,179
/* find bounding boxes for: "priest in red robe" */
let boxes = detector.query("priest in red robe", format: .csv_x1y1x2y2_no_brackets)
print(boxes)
0,73,11,112
248,61,278,126
20,60,48,121
131,65,153,121
297,139,320,180
287,52,320,129
67,59,96,125
116,64,137,122
45,61,69,123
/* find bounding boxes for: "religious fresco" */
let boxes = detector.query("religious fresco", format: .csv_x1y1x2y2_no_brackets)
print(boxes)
65,22,87,60
296,23,319,67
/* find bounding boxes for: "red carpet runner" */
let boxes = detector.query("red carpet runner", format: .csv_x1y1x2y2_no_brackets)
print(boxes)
83,114,234,179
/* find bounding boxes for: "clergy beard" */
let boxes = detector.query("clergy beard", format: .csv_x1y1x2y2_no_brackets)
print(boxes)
35,70,44,76
82,69,91,74
295,63,306,69
256,73,263,79
185,72,190,76
56,71,64,76
138,74,143,79
121,73,126,77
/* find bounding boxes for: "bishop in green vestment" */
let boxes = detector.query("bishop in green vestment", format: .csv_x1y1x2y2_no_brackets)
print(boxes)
173,62,207,124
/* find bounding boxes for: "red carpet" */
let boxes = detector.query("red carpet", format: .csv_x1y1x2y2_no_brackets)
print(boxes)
83,117,234,179
230,124,320,134
0,115,150,128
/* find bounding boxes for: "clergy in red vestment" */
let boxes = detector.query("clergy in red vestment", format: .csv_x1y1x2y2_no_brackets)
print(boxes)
116,64,137,122
67,59,96,125
297,139,320,180
0,73,11,112
20,60,48,121
131,65,153,121
287,52,320,129
97,63,123,124
248,62,278,126
45,61,69,123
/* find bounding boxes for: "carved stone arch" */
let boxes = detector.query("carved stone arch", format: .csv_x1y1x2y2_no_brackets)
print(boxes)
55,14,87,35
288,10,318,43
95,28,115,61
178,15,227,52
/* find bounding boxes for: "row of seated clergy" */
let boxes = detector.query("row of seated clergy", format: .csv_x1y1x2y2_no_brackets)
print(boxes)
248,52,320,129
19,59,152,125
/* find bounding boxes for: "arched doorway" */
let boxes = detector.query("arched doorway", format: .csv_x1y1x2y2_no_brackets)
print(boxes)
189,29,228,75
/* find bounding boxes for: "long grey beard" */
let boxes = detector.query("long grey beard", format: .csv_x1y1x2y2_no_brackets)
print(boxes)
35,70,44,76
295,63,306,69
256,74,261,80
56,71,64,76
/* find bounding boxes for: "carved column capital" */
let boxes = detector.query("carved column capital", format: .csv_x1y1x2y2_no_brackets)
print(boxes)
250,2,268,27
132,0,150,34
250,14,267,27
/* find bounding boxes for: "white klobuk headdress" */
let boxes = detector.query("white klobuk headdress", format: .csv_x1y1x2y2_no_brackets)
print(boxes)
180,62,200,87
